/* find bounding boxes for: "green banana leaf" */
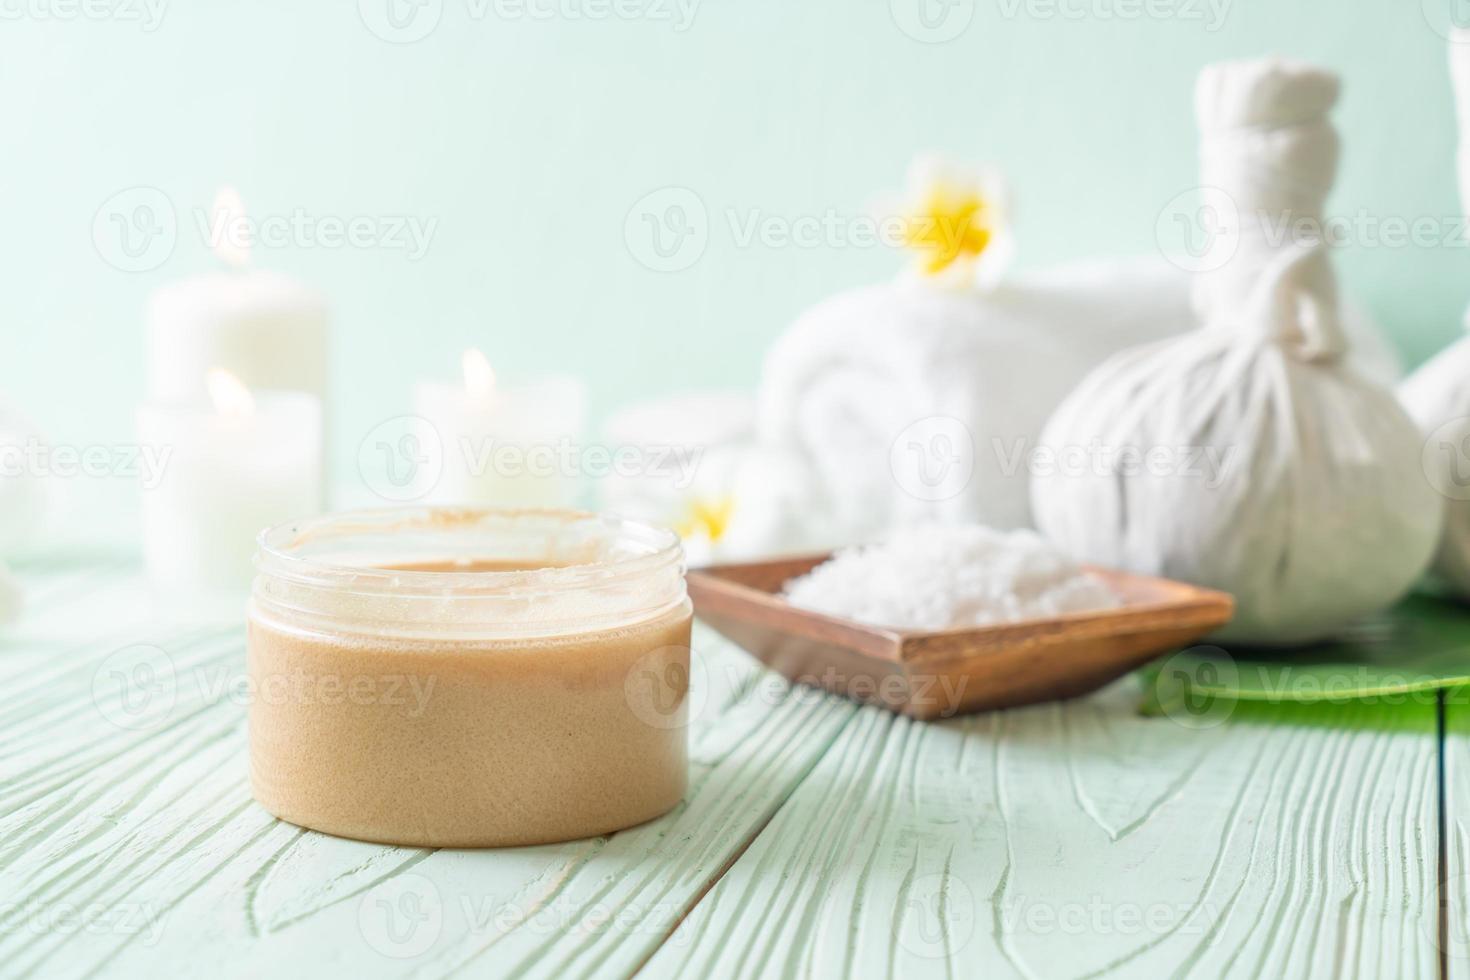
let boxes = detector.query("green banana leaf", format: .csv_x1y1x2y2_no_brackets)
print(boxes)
1139,592,1470,721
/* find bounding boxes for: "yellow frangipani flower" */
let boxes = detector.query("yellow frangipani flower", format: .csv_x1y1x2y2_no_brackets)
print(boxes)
895,156,1013,288
673,494,736,544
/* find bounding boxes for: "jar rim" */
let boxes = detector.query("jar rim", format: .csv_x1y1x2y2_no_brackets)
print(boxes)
255,506,683,602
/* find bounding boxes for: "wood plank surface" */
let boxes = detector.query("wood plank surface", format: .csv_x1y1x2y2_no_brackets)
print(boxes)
0,562,859,979
641,684,1441,979
0,561,1448,978
1442,693,1470,979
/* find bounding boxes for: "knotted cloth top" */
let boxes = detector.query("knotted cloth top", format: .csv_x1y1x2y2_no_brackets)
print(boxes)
1191,58,1345,362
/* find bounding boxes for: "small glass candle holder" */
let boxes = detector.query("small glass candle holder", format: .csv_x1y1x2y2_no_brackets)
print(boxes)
247,507,691,847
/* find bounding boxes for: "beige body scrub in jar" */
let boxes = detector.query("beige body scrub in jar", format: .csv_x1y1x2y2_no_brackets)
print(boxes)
247,508,692,848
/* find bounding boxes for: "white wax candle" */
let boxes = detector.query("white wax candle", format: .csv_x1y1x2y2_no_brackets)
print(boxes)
144,190,329,502
411,350,587,508
146,268,327,405
137,371,322,593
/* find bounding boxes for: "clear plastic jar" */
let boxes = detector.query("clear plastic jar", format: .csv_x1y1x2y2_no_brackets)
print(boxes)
247,507,691,847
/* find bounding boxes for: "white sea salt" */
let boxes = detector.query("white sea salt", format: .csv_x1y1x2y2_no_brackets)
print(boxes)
782,524,1118,631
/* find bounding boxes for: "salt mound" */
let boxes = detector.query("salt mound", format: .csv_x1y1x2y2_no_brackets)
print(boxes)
782,524,1118,631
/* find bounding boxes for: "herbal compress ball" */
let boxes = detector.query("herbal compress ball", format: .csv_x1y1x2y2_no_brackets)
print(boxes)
1395,31,1470,599
1400,342,1470,594
1031,59,1440,646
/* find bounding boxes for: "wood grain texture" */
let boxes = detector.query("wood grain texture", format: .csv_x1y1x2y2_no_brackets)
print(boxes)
641,685,1440,979
0,563,860,979
0,560,1446,979
1443,694,1470,978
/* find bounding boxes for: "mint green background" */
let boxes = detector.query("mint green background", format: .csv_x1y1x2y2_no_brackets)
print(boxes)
0,0,1465,474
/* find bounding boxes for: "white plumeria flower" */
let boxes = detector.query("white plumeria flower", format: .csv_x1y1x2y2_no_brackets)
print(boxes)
890,154,1015,290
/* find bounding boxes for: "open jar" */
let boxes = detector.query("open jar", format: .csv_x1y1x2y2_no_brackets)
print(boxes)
247,507,691,847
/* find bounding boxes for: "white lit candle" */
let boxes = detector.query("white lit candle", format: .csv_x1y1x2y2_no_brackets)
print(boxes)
137,369,322,593
412,349,587,507
145,188,328,494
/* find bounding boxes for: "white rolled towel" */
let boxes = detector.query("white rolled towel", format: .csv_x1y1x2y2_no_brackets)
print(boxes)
755,255,1400,550
1033,58,1439,646
759,258,1193,539
1399,27,1470,595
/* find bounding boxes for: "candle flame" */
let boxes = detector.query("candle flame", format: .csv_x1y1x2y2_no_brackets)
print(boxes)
210,186,252,269
206,368,255,417
461,349,496,402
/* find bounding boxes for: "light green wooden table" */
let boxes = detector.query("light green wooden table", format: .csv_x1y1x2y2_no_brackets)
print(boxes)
1,557,1461,978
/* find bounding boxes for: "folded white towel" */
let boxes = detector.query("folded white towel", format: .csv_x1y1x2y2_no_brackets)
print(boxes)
755,256,1399,551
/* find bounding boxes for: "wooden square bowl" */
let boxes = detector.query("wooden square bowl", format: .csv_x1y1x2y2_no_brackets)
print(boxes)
687,554,1234,720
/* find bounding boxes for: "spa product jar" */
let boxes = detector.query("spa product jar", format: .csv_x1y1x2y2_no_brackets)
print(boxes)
247,507,692,847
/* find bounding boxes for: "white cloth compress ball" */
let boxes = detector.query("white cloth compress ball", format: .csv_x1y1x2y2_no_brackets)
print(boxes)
1397,29,1470,596
1032,58,1441,646
1402,345,1470,592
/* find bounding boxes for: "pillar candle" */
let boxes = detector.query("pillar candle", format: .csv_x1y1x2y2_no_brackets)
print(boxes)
137,370,322,593
144,189,328,499
412,350,587,507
